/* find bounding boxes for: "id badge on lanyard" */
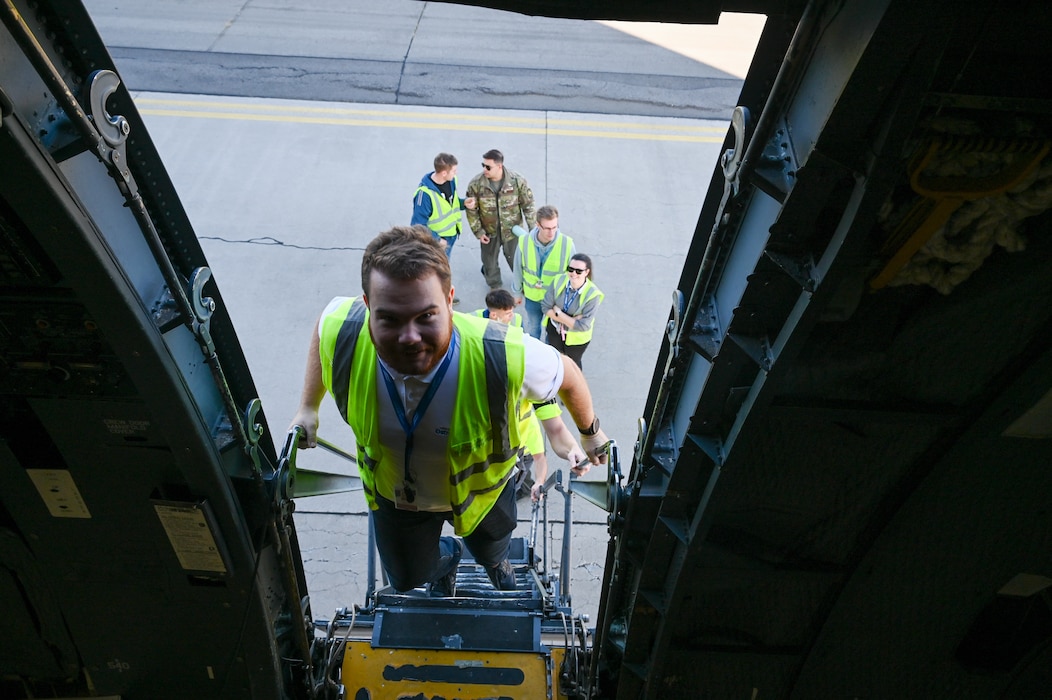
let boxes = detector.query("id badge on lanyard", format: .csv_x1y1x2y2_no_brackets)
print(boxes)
379,334,457,511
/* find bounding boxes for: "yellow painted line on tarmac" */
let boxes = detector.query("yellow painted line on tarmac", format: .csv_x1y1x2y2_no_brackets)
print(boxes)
136,96,724,134
135,97,726,143
137,97,549,125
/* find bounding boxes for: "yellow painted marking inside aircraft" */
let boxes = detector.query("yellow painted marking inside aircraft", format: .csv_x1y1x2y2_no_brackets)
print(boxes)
342,643,558,699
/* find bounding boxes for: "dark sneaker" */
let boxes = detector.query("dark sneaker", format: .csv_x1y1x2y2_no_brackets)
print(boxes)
485,559,517,591
430,538,462,597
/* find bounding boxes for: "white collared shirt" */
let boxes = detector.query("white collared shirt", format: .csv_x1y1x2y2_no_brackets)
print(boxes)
320,299,564,510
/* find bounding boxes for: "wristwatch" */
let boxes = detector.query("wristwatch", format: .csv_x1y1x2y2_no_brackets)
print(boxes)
577,416,600,436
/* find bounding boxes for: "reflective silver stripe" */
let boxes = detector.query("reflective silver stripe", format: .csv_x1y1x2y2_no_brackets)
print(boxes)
419,187,460,236
430,213,460,235
518,236,541,280
450,442,525,487
331,298,368,424
520,234,568,281
357,427,379,480
449,321,520,511
451,452,523,516
568,283,602,314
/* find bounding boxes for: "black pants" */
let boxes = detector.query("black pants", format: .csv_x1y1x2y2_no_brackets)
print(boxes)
546,322,589,370
371,479,517,591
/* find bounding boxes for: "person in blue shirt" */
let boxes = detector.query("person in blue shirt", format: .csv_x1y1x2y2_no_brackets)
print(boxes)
413,153,474,305
412,152,474,259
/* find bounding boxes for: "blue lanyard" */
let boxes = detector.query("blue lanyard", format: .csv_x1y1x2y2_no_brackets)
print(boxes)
378,333,457,503
563,283,582,312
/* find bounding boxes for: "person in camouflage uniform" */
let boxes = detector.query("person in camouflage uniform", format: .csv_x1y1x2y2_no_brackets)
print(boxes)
465,149,537,289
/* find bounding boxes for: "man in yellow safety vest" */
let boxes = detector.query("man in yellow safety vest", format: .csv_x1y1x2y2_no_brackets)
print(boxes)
513,204,576,339
290,225,608,597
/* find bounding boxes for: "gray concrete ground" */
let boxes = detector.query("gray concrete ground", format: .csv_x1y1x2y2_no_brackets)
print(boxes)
85,0,760,119
82,2,762,624
136,94,727,622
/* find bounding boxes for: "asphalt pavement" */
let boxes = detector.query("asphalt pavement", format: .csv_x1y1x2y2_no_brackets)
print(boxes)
80,1,764,623
85,0,761,118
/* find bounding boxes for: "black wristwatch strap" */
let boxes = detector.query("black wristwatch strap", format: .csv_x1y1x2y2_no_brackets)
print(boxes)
577,416,600,436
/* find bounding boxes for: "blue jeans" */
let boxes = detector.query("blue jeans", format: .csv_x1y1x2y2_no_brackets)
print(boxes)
434,233,458,258
523,297,544,339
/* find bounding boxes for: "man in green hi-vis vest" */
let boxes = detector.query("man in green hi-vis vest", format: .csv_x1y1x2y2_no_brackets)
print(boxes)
290,225,609,597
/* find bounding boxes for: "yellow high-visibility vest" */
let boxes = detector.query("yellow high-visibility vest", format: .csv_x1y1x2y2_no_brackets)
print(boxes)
519,233,573,301
318,299,530,535
415,177,462,237
547,274,605,345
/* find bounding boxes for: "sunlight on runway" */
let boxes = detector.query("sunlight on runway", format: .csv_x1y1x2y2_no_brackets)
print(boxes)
598,13,766,79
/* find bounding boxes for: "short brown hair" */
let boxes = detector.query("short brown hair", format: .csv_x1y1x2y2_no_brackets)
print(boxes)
434,152,457,172
536,204,558,222
362,225,451,296
482,149,504,163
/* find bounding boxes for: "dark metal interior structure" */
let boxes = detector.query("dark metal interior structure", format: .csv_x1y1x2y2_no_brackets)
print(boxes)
585,1,1052,697
1,2,315,697
3,0,1052,697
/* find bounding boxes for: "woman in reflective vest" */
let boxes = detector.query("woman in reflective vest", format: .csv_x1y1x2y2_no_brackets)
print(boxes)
541,253,605,369
317,297,531,536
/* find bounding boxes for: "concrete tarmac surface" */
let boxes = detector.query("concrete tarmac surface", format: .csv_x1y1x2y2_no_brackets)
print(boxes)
83,1,764,624
136,94,727,623
86,0,763,119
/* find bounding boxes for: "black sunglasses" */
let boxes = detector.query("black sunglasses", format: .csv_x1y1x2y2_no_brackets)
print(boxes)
567,266,588,274
482,163,494,171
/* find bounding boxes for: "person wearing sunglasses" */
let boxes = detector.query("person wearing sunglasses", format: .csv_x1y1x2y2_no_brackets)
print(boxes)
464,149,536,290
542,254,605,369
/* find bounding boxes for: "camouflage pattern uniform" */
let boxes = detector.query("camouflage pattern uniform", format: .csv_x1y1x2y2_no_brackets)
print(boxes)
466,168,536,289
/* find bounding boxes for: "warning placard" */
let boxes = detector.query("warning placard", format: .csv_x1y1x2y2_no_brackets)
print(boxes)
27,469,92,519
153,503,227,573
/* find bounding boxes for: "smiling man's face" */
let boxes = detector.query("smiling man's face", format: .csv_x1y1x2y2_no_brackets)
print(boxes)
365,270,454,375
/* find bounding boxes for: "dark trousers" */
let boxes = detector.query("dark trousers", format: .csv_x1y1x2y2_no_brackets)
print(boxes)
371,479,517,591
546,322,589,370
480,232,518,288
